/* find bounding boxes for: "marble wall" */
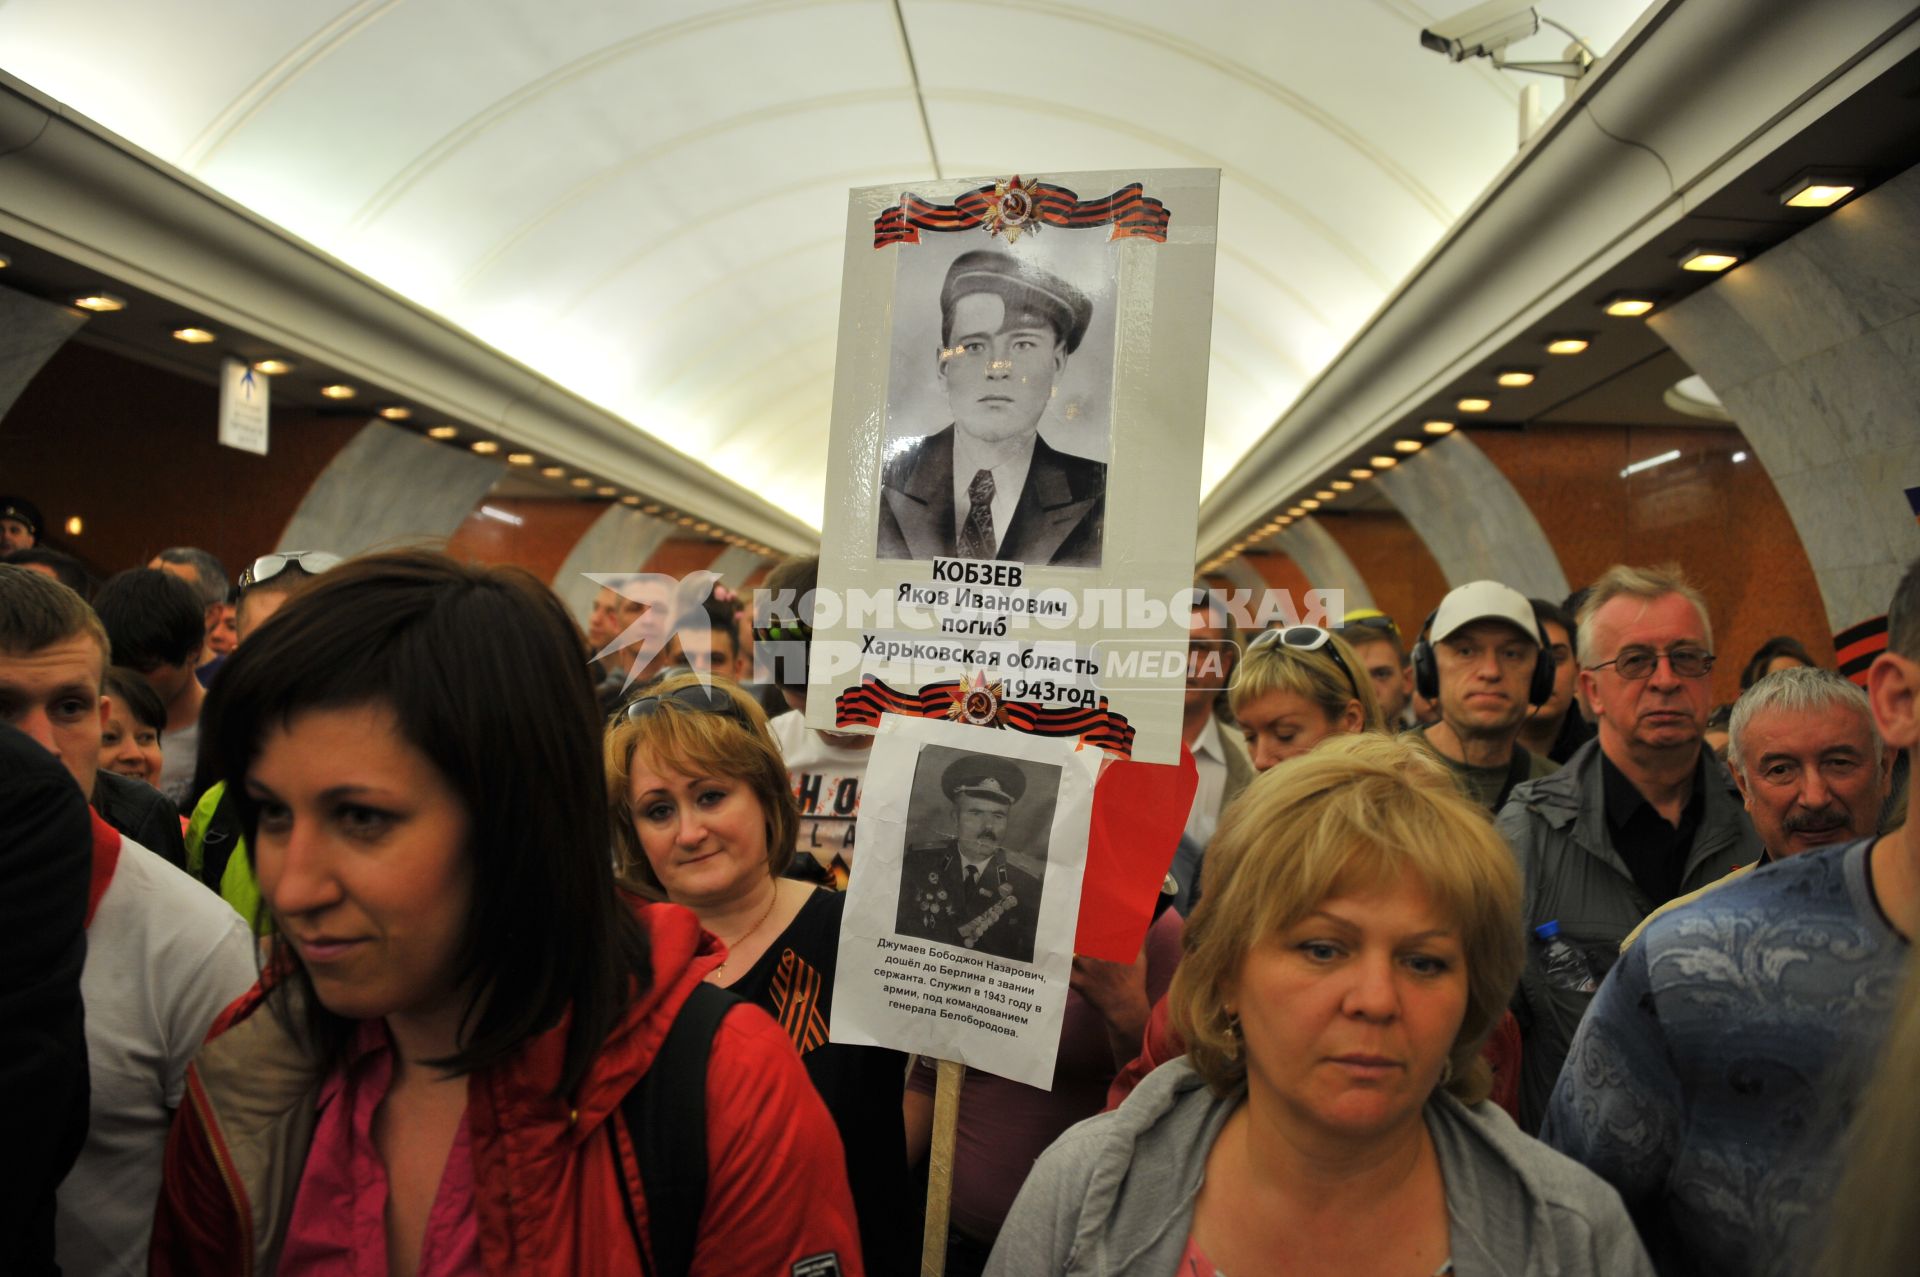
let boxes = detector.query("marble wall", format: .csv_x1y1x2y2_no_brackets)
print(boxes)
1372,432,1571,601
277,421,503,558
1651,162,1920,633
550,505,676,624
0,285,84,422
1263,518,1376,614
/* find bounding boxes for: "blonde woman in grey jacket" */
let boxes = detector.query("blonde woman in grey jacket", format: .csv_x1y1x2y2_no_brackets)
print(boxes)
987,735,1652,1277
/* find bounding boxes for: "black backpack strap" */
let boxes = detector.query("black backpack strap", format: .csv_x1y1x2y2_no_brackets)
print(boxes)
1494,747,1534,814
620,981,739,1277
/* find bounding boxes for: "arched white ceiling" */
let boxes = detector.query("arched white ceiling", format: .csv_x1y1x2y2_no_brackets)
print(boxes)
0,0,1651,530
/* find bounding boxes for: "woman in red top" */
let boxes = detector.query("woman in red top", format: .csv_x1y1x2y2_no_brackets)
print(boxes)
150,551,860,1277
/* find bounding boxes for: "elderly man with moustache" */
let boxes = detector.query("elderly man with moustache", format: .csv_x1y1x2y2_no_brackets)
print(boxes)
1542,557,1920,1277
1495,564,1762,1130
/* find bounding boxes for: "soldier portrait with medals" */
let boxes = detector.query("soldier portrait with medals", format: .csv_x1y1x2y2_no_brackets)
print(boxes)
895,752,1050,965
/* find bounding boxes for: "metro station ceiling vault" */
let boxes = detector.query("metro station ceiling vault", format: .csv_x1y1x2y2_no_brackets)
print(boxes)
0,0,1652,531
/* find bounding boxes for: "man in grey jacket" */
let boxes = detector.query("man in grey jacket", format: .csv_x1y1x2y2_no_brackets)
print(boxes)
1495,565,1761,1130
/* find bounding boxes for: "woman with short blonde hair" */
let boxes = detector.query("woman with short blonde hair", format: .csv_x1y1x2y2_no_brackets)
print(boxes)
989,734,1651,1277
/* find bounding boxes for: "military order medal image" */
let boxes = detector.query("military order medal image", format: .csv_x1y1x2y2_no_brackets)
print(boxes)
894,750,1051,965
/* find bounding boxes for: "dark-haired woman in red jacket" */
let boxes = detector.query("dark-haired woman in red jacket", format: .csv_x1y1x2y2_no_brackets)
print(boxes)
150,552,860,1276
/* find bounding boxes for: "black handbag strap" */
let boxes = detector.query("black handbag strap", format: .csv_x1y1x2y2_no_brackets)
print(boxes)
620,981,739,1277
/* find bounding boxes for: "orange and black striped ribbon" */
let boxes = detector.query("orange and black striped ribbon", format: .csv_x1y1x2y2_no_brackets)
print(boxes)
833,674,1136,756
874,180,1170,247
1835,615,1888,687
770,948,830,1056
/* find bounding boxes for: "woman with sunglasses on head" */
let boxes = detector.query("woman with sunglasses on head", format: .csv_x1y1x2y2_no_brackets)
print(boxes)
989,735,1652,1277
151,552,861,1277
1234,625,1387,771
607,671,913,1275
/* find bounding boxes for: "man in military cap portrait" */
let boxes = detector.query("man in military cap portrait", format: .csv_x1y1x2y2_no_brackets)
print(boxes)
895,752,1047,964
877,247,1107,568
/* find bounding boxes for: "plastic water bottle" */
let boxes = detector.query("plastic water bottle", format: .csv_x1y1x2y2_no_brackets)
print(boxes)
1534,920,1598,993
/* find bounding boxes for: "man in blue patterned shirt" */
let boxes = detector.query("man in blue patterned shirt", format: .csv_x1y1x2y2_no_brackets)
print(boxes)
1542,556,1920,1276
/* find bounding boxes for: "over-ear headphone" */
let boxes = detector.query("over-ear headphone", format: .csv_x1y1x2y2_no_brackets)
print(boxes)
1411,606,1556,708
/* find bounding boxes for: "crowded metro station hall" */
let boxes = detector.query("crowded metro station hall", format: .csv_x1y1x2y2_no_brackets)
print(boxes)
3,3,1920,1275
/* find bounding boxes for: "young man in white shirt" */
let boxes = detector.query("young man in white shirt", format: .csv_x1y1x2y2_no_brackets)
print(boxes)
0,565,256,1276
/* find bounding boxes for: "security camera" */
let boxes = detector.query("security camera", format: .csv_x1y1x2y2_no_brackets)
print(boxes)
1420,1,1539,62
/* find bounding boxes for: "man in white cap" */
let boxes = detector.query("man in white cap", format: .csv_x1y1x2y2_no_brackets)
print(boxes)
1410,579,1560,812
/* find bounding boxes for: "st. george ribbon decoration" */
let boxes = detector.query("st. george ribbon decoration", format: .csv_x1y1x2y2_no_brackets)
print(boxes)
874,174,1171,247
835,673,1136,756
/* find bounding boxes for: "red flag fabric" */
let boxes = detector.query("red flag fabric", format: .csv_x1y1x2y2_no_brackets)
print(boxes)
1074,745,1199,962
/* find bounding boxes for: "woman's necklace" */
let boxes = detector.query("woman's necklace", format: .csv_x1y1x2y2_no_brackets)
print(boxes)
709,883,780,981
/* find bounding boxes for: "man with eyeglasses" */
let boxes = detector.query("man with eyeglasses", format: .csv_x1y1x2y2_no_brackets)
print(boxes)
1541,559,1920,1277
1410,580,1560,813
1496,564,1761,1131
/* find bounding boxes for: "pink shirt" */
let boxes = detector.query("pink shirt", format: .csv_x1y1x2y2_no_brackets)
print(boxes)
279,1020,481,1277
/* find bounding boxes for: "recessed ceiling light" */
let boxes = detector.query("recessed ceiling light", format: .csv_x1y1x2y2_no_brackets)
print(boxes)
1779,171,1858,208
72,292,125,313
1370,456,1399,469
597,486,618,497
540,465,565,478
1497,367,1537,387
1457,396,1494,411
379,406,413,421
1286,506,1305,518
428,425,459,440
1601,293,1658,317
1330,479,1354,491
64,515,83,536
1544,336,1590,355
1394,439,1422,454
320,383,357,400
172,326,216,344
470,440,500,455
1277,515,1293,526
1314,490,1335,501
1732,450,1748,463
0,253,11,269
1423,419,1457,435
621,495,641,506
1678,246,1740,272
570,477,593,489
252,359,294,375
676,516,696,527
1299,498,1321,510
507,452,535,466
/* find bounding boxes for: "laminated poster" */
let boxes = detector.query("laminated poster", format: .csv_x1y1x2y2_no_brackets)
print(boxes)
829,715,1098,1088
806,170,1221,765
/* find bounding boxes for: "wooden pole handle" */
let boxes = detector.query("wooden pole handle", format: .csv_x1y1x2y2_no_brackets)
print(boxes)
920,1058,966,1276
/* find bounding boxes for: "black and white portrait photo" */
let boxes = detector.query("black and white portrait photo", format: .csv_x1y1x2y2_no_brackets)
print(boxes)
893,745,1061,964
877,231,1116,569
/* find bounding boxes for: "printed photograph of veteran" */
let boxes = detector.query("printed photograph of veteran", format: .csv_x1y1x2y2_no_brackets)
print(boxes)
878,246,1109,568
895,749,1057,965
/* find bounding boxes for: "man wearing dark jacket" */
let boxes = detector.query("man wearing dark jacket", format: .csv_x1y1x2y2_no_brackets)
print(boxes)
0,723,91,1276
1496,564,1761,1130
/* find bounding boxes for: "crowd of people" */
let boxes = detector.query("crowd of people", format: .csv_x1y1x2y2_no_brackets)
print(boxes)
2,485,1917,1277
